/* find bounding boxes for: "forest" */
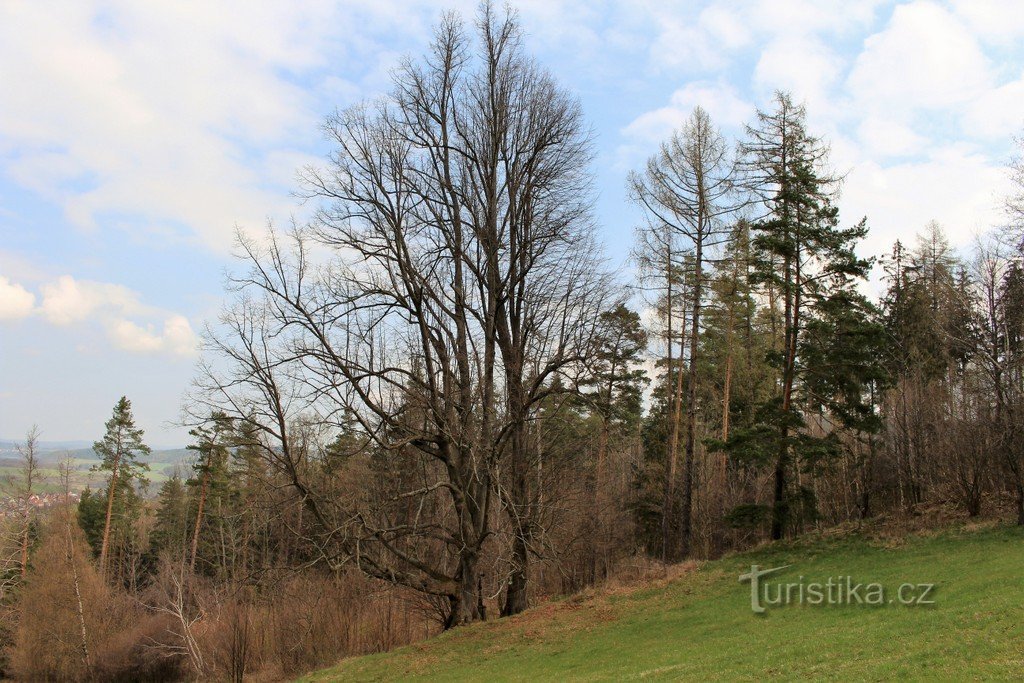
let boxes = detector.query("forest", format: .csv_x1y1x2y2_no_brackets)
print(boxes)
3,5,1024,681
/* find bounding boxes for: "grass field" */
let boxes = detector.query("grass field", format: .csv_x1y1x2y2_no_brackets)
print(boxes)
0,459,181,494
305,522,1024,681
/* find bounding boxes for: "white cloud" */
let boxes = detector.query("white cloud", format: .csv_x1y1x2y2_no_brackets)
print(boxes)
623,81,752,144
39,275,143,326
109,319,164,354
962,73,1024,140
647,3,752,72
0,276,35,320
746,0,884,36
108,315,197,356
643,0,882,75
753,36,843,113
856,117,929,158
841,144,1010,259
847,2,993,114
162,315,201,357
0,1,357,252
21,274,199,357
951,0,1024,46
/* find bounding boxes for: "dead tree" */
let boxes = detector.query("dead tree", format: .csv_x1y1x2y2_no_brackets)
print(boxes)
629,107,739,558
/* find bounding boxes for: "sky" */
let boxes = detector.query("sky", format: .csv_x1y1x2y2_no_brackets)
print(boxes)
2,0,1023,447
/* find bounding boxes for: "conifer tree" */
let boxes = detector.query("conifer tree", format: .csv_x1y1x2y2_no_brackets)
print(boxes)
732,92,872,540
629,106,740,558
587,304,649,481
92,396,150,575
185,412,233,573
149,474,189,562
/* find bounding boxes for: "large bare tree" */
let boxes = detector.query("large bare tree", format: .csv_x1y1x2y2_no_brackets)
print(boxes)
196,3,609,626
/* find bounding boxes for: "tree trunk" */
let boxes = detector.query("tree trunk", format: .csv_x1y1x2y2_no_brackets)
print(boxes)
680,242,703,558
502,534,529,617
448,552,485,628
770,435,788,541
663,294,687,561
860,435,876,519
190,463,211,572
661,238,677,562
721,350,733,442
65,513,91,672
772,235,801,541
502,419,530,617
99,455,121,574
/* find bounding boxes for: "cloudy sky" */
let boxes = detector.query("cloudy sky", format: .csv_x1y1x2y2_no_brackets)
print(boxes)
1,0,1022,446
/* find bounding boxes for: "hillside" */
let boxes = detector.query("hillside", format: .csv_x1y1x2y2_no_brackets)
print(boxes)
305,523,1024,681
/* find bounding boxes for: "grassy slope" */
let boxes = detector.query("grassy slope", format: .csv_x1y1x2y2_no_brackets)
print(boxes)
305,523,1024,681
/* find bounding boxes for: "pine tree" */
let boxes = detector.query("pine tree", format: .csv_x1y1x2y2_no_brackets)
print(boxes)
185,413,233,573
587,304,649,481
700,220,775,548
732,92,873,540
92,396,150,575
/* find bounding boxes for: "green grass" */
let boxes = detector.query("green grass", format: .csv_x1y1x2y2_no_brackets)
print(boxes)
304,523,1024,681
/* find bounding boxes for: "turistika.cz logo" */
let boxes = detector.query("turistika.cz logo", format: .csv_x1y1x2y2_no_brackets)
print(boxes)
739,564,936,614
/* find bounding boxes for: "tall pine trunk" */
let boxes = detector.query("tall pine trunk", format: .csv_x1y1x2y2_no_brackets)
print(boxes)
99,455,120,574
190,463,211,572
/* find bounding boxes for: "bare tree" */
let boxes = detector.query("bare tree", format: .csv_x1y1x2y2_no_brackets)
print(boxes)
14,426,41,578
629,107,739,558
1005,135,1024,241
60,453,92,674
195,4,609,627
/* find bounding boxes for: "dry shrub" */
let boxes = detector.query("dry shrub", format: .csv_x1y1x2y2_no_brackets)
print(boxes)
8,511,180,682
195,571,435,681
10,526,438,683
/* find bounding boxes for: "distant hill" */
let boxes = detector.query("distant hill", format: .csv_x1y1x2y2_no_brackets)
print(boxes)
0,439,91,450
0,442,189,463
0,442,193,488
57,446,192,465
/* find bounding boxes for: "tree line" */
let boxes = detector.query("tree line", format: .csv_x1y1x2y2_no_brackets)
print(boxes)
2,3,1024,680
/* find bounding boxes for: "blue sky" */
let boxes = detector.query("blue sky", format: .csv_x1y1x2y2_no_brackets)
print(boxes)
2,0,1023,446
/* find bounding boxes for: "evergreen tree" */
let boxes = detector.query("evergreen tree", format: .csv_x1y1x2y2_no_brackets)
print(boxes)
76,487,105,554
731,92,873,540
587,304,649,473
700,220,775,546
185,413,233,573
92,396,150,575
148,474,189,562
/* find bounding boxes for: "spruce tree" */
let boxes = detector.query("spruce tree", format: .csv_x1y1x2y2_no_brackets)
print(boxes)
148,474,189,562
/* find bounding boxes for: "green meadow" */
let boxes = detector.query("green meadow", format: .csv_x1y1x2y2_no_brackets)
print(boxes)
306,524,1024,682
